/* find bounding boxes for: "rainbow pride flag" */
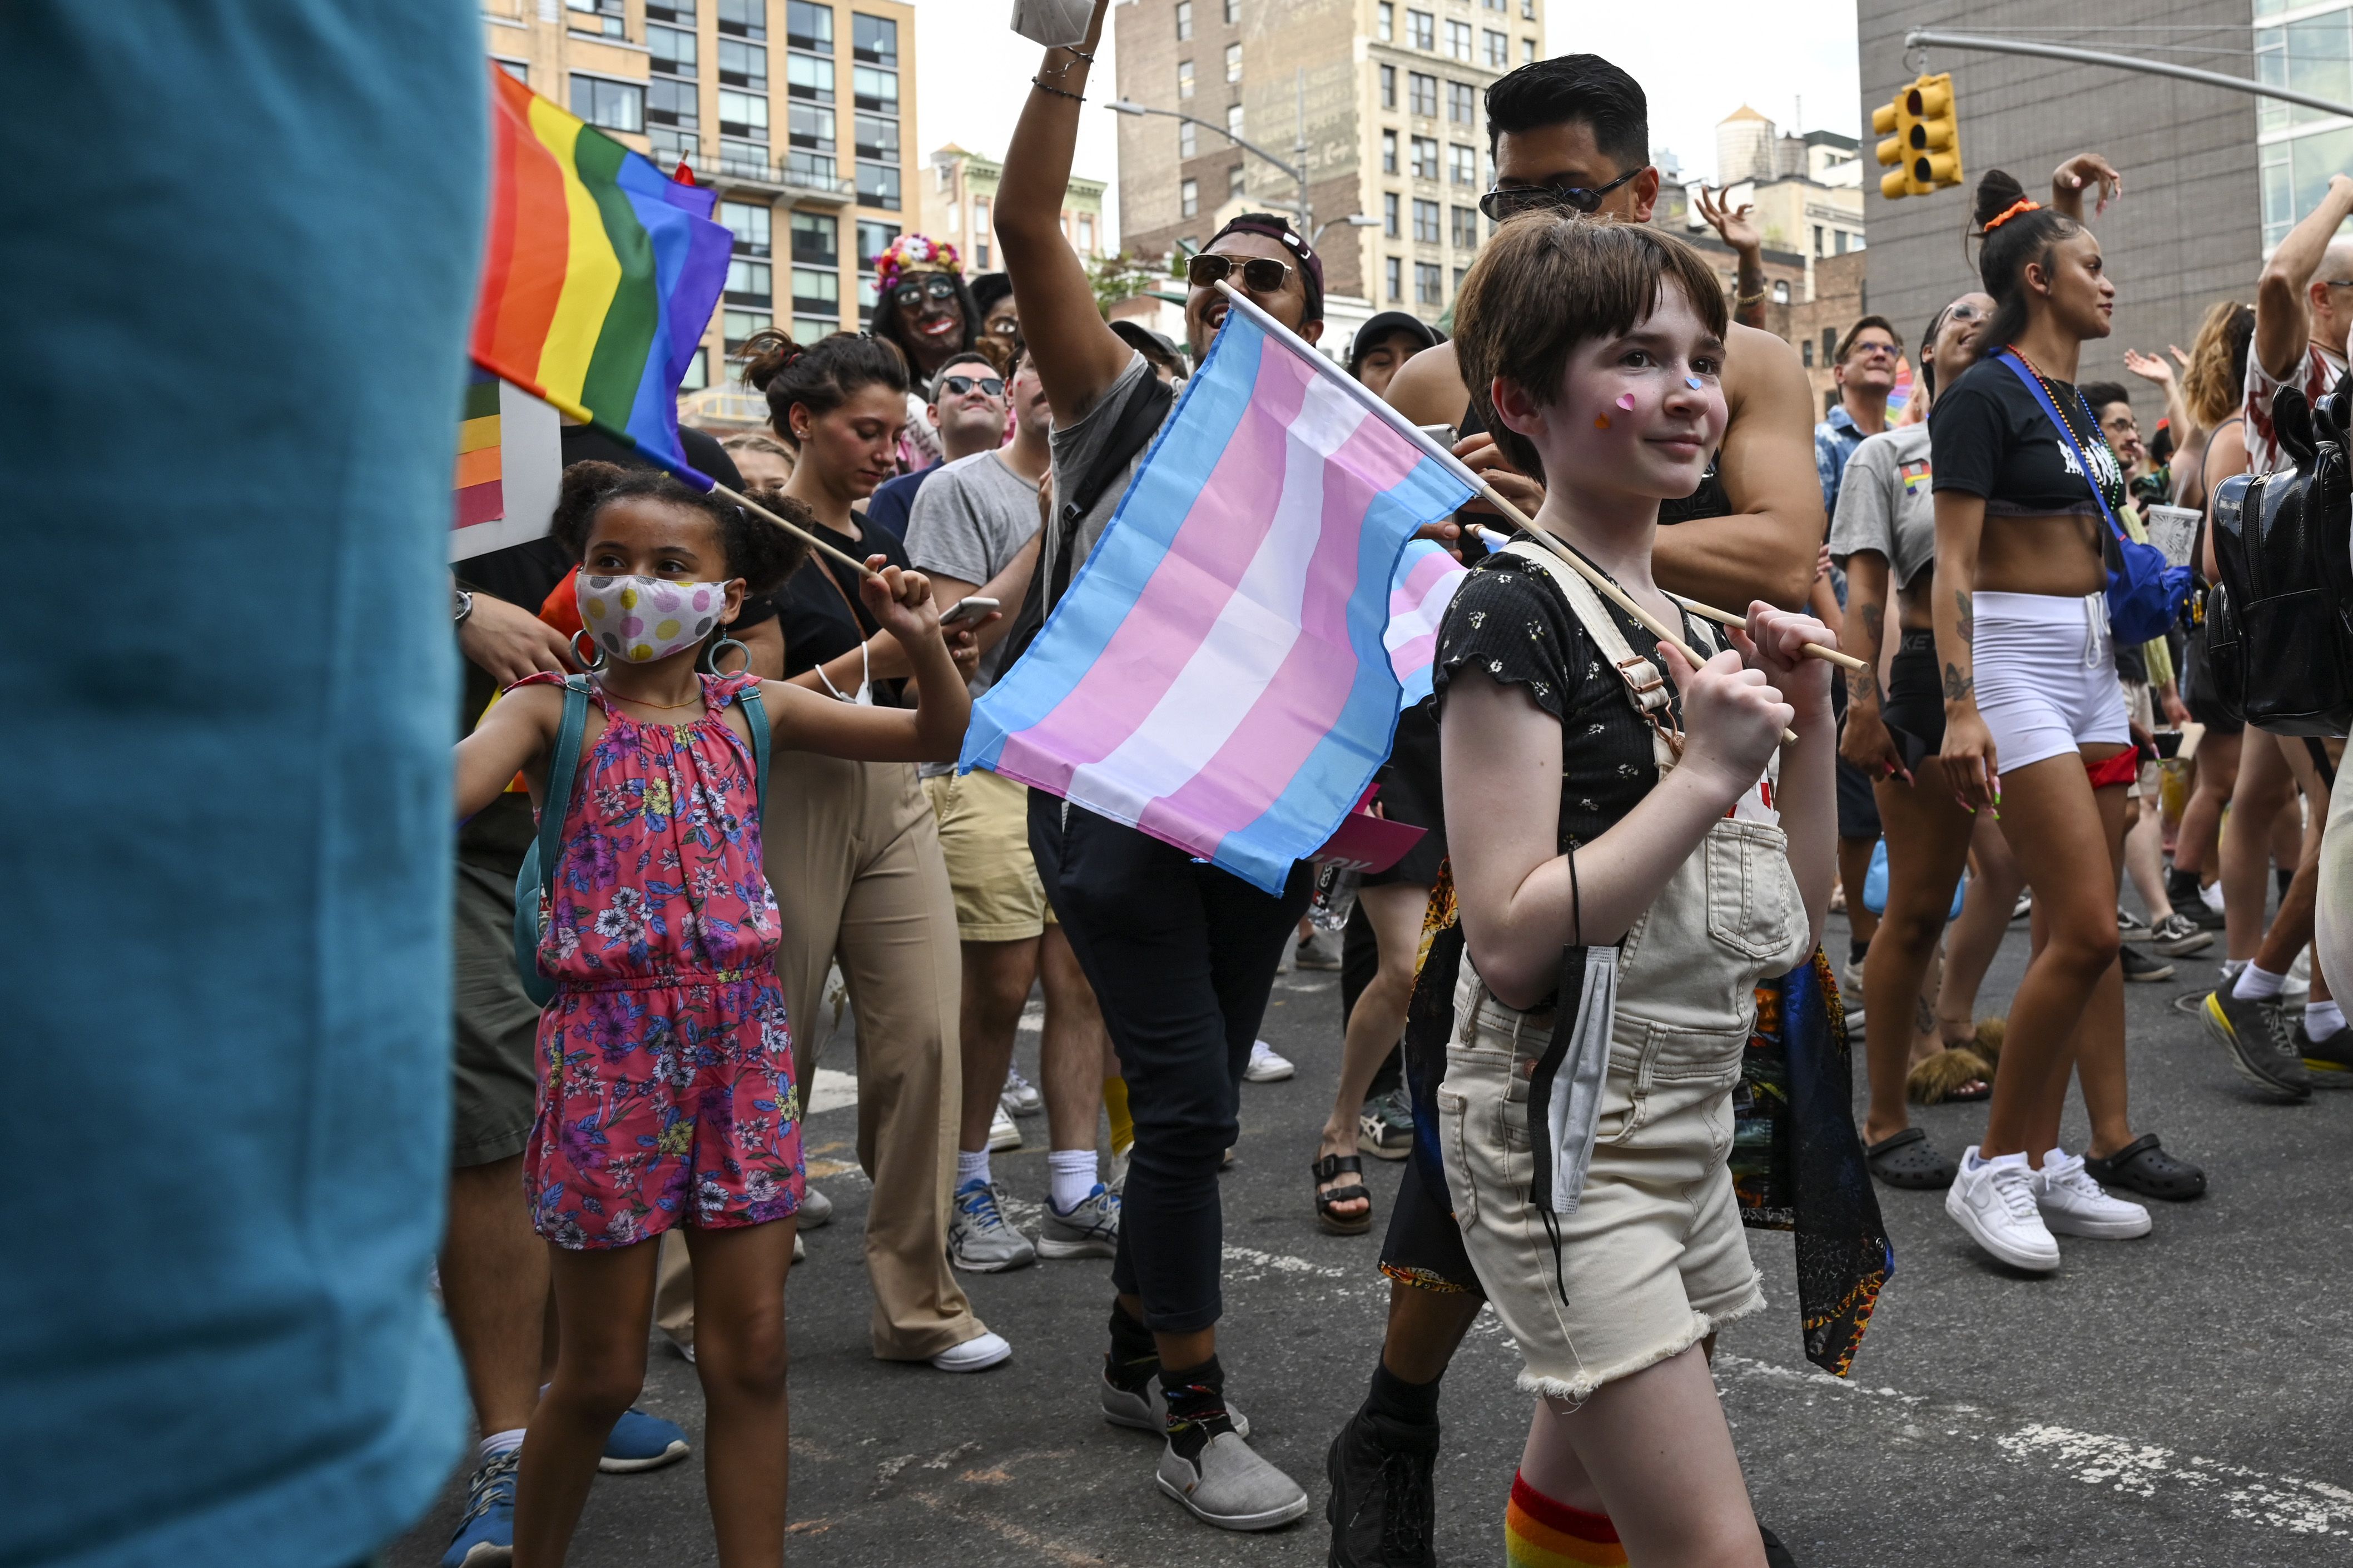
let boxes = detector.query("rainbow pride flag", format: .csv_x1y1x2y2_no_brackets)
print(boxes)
470,68,730,474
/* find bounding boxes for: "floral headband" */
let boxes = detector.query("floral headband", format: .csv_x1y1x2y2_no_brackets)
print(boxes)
874,234,962,294
1982,198,2043,232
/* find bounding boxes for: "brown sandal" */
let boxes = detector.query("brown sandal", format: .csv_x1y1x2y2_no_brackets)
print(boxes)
1312,1153,1372,1235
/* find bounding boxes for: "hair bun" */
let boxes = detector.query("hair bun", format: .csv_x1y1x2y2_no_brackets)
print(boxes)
1973,169,2028,230
739,328,804,392
550,460,631,541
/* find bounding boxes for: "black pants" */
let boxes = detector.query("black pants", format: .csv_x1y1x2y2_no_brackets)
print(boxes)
1030,792,1312,1333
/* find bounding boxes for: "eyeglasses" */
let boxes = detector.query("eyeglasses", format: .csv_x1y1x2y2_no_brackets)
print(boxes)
1944,302,1988,321
1476,166,1645,222
937,375,1004,399
891,277,960,310
1185,253,1293,293
1848,340,1902,361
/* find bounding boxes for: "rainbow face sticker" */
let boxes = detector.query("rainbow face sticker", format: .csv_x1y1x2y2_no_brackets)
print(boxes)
576,574,726,663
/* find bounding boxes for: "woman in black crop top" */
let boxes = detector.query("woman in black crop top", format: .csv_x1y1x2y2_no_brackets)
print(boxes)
1926,161,2198,1273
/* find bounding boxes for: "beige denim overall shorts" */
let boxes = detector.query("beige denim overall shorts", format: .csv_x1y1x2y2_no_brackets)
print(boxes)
1437,542,1813,1402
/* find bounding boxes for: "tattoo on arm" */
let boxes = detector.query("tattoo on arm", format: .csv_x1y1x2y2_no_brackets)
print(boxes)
1851,668,1882,704
1943,663,1973,701
1858,601,1883,644
1955,590,1973,645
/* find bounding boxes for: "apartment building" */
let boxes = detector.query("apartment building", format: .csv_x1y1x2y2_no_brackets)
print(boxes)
480,0,919,396
920,145,1107,274
1113,0,1547,326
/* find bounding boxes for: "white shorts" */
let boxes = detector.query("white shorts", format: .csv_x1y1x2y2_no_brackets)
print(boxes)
1972,591,2131,773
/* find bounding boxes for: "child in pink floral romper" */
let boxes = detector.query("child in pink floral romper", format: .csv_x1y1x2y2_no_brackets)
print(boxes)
455,463,973,1566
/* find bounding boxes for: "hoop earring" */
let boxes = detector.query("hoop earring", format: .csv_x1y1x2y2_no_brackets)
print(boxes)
703,635,751,675
569,629,608,671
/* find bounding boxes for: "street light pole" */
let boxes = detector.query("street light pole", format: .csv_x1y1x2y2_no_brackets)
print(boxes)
1106,96,1312,237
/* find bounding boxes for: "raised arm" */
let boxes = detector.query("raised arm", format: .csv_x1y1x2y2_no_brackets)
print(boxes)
2048,152,2119,223
1653,323,1821,611
766,563,971,763
454,683,562,821
999,0,1132,425
1932,491,1996,812
2257,173,2353,380
1696,186,1769,331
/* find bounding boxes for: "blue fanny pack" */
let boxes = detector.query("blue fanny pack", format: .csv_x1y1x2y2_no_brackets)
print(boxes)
1994,349,2192,646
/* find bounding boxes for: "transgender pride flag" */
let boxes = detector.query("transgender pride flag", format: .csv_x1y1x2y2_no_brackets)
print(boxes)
961,290,1476,895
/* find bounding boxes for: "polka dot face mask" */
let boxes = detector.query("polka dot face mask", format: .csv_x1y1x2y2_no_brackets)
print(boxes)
575,574,728,663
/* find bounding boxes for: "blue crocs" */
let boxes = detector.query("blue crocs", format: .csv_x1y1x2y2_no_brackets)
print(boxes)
600,1406,692,1473
440,1448,519,1567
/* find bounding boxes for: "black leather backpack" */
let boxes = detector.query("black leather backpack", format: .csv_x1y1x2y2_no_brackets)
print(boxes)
2205,378,2353,736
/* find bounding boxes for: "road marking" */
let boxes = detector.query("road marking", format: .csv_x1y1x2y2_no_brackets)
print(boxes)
807,1067,859,1114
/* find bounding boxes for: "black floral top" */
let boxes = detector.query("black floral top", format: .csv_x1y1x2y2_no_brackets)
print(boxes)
1431,544,1709,853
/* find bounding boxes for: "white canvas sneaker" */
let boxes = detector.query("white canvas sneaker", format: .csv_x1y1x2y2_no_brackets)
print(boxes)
1944,1147,2061,1271
2031,1149,2152,1239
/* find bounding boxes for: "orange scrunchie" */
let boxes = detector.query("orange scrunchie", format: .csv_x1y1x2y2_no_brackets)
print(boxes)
1983,197,2043,232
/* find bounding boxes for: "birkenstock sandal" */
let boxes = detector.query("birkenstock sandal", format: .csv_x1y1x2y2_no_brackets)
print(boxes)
2084,1133,2206,1201
1864,1126,1958,1190
1312,1152,1372,1235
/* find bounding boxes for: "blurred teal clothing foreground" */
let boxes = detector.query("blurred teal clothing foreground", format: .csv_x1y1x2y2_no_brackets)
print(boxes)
0,4,484,1564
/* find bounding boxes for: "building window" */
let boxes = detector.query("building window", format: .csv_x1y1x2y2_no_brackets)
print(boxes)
1175,0,1193,41
1078,213,1096,251
1377,3,1393,43
648,77,699,130
650,127,699,162
1382,130,1399,173
1408,72,1437,117
1449,143,1476,186
853,66,897,112
719,38,767,87
722,200,771,255
569,75,643,133
718,89,768,140
1812,223,1824,256
1801,339,1814,367
788,54,835,102
1225,42,1242,83
1407,9,1434,51
1521,0,1535,17
1178,58,1195,98
727,257,773,304
1180,120,1198,157
1228,163,1246,200
852,12,896,63
1447,81,1475,125
1181,177,1200,217
789,101,833,152
1772,278,1791,303
1484,0,1505,9
1414,261,1442,304
1225,0,1240,18
1386,255,1403,301
1522,38,1536,64
648,1,696,22
718,0,766,39
1445,20,1473,61
495,57,529,84
857,159,900,208
1411,135,1438,181
1412,198,1439,243
791,265,839,313
792,211,837,263
1452,263,1466,293
855,112,897,161
650,24,696,76
567,0,624,38
1379,64,1397,110
785,1,829,49
1821,327,1836,362
1835,229,1849,255
856,218,899,320
1483,28,1507,68
680,346,708,392
723,308,772,354
786,148,839,185
1227,102,1245,138
1450,203,1478,248
1384,191,1401,237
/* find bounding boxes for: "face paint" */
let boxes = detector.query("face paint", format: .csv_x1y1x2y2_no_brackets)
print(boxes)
1616,393,1637,410
1685,376,1704,390
1594,414,1610,429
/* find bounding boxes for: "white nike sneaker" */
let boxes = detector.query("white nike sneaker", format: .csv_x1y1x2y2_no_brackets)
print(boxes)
2031,1149,2152,1239
1244,1040,1294,1083
1944,1147,2061,1272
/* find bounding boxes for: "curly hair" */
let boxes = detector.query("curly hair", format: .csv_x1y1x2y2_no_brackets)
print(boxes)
549,461,812,597
2181,299,2256,430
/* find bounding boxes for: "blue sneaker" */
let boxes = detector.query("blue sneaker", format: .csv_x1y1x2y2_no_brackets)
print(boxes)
440,1448,519,1566
599,1407,691,1474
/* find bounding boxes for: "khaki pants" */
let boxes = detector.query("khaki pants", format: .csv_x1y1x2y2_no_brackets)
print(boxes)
657,749,979,1361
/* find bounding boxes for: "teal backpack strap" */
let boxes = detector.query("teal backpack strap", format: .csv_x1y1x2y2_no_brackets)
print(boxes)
737,679,772,822
512,675,590,1007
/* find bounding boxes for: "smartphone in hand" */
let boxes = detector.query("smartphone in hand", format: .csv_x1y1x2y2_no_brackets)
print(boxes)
939,595,1000,628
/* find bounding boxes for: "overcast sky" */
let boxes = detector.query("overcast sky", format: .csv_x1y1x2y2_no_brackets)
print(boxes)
909,0,1864,248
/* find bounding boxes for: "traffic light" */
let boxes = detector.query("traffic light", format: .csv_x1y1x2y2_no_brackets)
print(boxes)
1873,73,1963,199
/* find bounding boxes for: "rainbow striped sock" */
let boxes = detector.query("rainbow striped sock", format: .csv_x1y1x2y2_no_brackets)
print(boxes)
1506,1471,1626,1566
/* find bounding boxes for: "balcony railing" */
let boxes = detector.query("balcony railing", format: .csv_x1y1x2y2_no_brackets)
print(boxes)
699,152,855,207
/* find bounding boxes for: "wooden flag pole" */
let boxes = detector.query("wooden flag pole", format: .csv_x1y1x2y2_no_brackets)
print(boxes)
1664,593,1869,673
711,481,882,579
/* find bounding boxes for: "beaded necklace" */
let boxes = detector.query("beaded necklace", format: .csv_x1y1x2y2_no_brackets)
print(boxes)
2001,345,2128,517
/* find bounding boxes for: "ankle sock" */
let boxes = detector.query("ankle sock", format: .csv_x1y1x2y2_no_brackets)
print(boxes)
1048,1148,1099,1212
2201,880,2228,913
955,1149,990,1188
1159,1355,1236,1459
1103,1075,1134,1157
2306,1000,2345,1041
2235,963,2287,1002
1506,1472,1626,1566
1105,1301,1158,1393
1366,1361,1443,1428
478,1427,525,1465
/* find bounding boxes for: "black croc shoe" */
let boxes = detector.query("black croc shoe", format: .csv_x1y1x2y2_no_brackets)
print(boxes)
2084,1133,2206,1201
1864,1127,1958,1190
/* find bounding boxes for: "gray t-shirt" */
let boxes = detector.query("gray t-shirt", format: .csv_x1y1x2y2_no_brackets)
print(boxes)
1044,349,1166,606
905,447,1044,771
1828,423,1936,590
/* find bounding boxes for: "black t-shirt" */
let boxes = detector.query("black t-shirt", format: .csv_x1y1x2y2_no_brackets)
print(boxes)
774,516,914,704
1432,544,1711,853
1930,355,2124,517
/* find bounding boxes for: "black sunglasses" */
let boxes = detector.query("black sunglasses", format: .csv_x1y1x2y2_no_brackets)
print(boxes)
1186,253,1293,293
891,276,960,310
937,375,1004,399
1477,165,1646,222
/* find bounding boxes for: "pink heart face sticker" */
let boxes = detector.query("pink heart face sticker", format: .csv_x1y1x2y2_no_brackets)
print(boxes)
1616,393,1637,411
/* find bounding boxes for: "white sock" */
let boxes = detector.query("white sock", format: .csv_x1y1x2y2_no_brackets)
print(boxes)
2200,880,2227,913
956,1149,990,1188
2235,963,2288,1001
1048,1148,1100,1212
2306,1000,2346,1041
479,1427,525,1464
2219,957,2249,984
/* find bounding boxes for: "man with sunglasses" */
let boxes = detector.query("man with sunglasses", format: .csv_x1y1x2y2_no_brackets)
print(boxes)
991,0,1335,1534
865,351,1014,540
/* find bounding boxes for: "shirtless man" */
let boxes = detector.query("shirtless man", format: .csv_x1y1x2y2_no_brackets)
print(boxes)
1324,52,1821,1568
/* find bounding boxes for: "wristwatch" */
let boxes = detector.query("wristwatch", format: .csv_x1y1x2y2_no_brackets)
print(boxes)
454,588,475,625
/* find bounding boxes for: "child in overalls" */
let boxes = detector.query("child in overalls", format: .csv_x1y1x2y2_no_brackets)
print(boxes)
1434,218,1837,1566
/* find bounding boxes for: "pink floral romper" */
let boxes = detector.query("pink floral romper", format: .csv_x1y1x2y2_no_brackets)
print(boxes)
513,670,803,1250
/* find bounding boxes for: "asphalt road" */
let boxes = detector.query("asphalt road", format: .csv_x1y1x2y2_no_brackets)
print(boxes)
391,899,2353,1566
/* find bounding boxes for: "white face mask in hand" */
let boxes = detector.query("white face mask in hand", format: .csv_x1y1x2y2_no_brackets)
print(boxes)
1010,0,1094,47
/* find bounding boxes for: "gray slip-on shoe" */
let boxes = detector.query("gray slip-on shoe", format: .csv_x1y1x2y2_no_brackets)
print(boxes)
1100,1372,1250,1439
1156,1430,1308,1531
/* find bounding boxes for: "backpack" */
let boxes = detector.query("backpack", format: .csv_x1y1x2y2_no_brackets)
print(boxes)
2206,379,2353,737
512,676,772,1006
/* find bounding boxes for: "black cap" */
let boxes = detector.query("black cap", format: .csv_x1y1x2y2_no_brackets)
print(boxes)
1110,317,1188,372
1347,310,1442,374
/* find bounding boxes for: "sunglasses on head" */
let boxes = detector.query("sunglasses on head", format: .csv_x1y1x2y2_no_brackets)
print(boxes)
1185,253,1293,293
1476,165,1645,222
938,375,1004,399
891,276,960,310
